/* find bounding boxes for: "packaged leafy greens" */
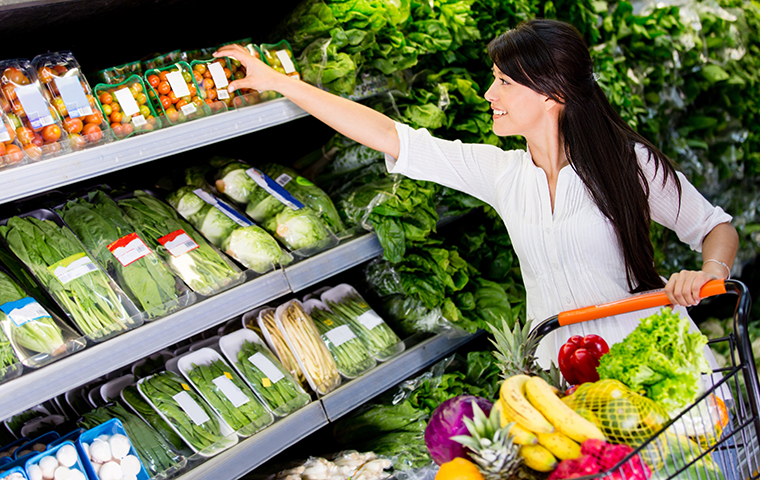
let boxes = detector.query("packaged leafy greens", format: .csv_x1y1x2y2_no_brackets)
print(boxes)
219,328,311,417
166,187,292,273
116,191,245,297
178,348,274,437
302,298,376,379
137,371,237,456
321,285,404,362
0,267,84,370
121,385,189,454
0,320,22,384
258,308,306,387
58,190,195,320
0,212,142,342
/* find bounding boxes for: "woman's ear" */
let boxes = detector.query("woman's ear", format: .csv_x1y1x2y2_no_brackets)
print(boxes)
544,97,560,112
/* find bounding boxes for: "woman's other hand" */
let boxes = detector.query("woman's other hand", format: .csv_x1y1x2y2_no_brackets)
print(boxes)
213,44,285,94
664,268,722,307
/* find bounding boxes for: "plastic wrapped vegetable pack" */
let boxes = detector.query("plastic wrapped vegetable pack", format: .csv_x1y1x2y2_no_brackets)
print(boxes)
0,320,21,383
0,268,84,370
179,348,273,436
259,308,306,386
116,191,245,296
321,285,403,362
78,402,185,478
137,371,237,456
121,385,189,454
0,215,140,341
275,300,342,395
58,190,194,319
304,299,376,379
220,328,310,417
166,186,292,273
213,160,337,253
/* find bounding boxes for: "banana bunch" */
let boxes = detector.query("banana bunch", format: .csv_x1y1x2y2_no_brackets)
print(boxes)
495,375,605,472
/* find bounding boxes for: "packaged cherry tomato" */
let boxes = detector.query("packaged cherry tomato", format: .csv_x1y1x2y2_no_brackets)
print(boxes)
144,62,210,126
142,50,182,72
181,48,216,63
259,40,301,80
0,111,27,168
32,51,112,150
190,58,238,113
94,75,162,140
94,60,143,85
0,59,67,161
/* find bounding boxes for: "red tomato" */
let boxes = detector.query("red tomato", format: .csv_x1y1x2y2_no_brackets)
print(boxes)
0,142,6,156
16,127,34,145
5,144,23,163
168,91,179,104
175,99,188,109
41,124,62,143
37,67,56,84
31,133,44,147
157,81,171,95
110,111,123,124
84,112,104,125
99,92,113,105
4,68,29,85
110,123,123,137
121,123,134,136
147,75,160,87
158,71,169,82
82,123,102,142
164,106,180,123
62,117,83,134
69,133,87,149
24,143,42,160
53,65,67,75
159,95,172,109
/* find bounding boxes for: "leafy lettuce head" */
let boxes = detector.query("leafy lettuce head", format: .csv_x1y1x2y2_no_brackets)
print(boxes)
273,207,330,251
167,187,206,218
222,225,287,273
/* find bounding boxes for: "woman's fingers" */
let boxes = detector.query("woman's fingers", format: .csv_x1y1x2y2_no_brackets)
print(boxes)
665,270,718,306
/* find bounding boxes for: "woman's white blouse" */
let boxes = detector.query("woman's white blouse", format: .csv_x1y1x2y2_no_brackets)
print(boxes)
385,122,732,368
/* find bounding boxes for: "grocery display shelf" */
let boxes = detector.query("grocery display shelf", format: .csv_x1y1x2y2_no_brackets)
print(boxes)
0,97,308,205
178,331,481,480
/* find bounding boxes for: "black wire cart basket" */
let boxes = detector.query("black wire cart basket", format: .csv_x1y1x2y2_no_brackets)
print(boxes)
527,279,760,480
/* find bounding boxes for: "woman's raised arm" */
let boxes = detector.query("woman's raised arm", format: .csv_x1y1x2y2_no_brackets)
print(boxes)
214,44,399,159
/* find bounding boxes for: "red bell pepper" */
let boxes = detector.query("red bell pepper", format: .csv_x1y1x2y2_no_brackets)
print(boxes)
558,334,609,385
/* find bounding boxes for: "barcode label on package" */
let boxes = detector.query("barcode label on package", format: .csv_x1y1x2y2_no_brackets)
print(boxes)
324,325,356,347
275,50,297,74
248,352,284,383
193,188,252,227
55,76,93,118
114,87,141,116
245,168,304,210
48,252,99,285
0,297,51,327
158,229,199,257
172,391,211,426
208,62,229,89
166,71,191,97
16,85,55,129
212,374,250,408
358,310,385,330
108,232,151,267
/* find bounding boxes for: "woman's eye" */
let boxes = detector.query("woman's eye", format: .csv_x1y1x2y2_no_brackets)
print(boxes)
500,78,509,85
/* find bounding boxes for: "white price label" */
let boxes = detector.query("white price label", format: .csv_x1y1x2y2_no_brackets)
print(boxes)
108,233,151,267
275,174,292,187
324,325,356,347
172,391,211,426
166,71,191,98
159,229,199,257
212,374,250,408
358,310,385,330
208,62,229,89
0,297,51,327
248,352,284,383
55,76,93,118
114,87,141,116
180,103,197,116
49,253,98,285
217,89,230,100
0,121,10,143
132,115,147,127
16,85,54,129
275,50,297,74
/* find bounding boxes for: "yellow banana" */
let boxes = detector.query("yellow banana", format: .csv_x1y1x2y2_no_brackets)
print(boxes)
500,376,555,434
493,400,538,445
536,431,582,460
520,445,558,472
524,376,605,443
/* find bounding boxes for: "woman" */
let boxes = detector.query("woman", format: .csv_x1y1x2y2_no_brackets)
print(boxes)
214,19,738,367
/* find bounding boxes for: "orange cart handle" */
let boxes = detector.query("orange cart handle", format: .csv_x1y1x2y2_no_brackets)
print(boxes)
558,279,727,326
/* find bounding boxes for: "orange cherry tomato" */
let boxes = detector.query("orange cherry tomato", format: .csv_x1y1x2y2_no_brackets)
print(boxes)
168,91,179,104
84,112,104,125
37,67,56,84
99,92,113,105
69,133,87,149
62,117,83,134
5,144,23,163
157,81,171,95
41,124,62,143
2,85,17,102
164,106,179,123
121,123,134,136
159,95,172,109
0,142,6,157
110,111,123,124
136,93,148,105
158,71,170,82
147,75,160,87
16,127,34,145
82,123,102,142
175,99,188,109
24,143,42,160
110,103,121,113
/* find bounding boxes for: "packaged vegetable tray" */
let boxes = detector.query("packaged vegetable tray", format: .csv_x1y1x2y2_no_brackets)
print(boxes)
94,75,161,139
219,328,310,417
190,58,236,113
32,51,111,151
0,210,144,344
57,190,196,321
23,441,87,480
137,371,238,457
77,418,150,480
166,186,292,274
257,308,306,387
259,40,301,80
0,112,26,169
213,160,339,257
178,348,274,437
302,298,376,379
93,60,143,85
0,264,85,372
144,62,210,126
321,284,404,362
115,190,245,297
0,60,67,161
274,300,341,396
77,402,186,478
141,51,181,72
120,385,190,456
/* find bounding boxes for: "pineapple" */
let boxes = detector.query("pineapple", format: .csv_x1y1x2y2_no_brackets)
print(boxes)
488,319,565,390
451,401,521,480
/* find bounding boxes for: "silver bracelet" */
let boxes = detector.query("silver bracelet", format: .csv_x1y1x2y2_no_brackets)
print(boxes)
703,259,731,279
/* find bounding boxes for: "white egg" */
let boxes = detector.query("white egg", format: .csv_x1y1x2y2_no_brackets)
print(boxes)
53,466,71,480
108,434,131,460
119,455,141,477
28,464,43,480
56,444,78,468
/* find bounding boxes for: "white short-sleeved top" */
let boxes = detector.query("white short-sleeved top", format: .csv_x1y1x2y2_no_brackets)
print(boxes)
385,122,732,368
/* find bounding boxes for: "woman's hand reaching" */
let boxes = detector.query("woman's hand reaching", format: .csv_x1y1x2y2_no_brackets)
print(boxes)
664,269,720,307
213,44,285,94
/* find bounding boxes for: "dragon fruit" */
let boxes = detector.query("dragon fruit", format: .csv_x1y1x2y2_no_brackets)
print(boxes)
548,440,651,480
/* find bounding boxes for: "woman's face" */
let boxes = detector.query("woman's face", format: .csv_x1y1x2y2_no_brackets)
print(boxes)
484,64,551,137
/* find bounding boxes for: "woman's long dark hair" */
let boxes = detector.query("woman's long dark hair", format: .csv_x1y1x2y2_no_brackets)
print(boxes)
488,19,681,293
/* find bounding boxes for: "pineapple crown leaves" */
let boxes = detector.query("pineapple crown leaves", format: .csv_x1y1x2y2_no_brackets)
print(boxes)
450,400,515,451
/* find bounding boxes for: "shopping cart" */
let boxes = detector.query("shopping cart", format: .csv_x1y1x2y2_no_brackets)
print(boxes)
527,279,760,480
